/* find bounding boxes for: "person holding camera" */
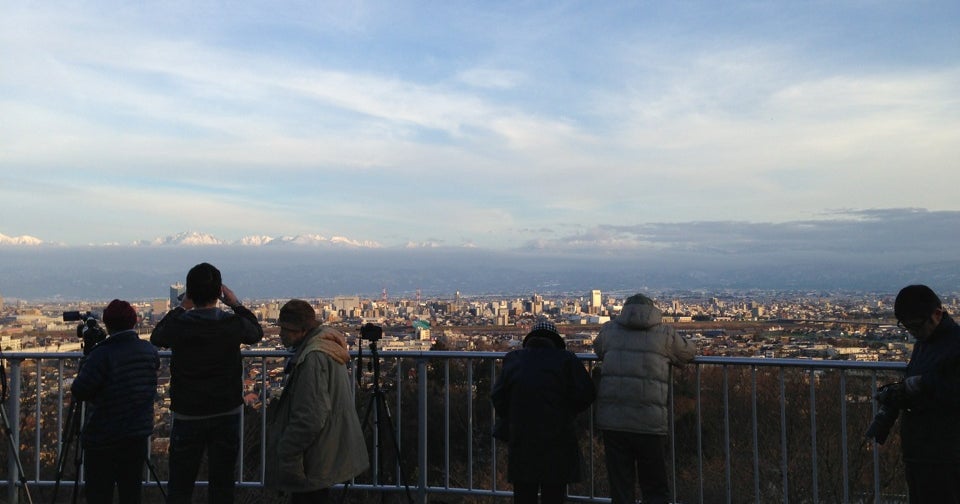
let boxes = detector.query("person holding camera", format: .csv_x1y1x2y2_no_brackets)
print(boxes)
264,299,368,504
71,299,159,504
151,263,263,504
886,284,960,503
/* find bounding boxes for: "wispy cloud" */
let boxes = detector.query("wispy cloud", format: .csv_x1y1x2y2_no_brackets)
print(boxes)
1,1,958,250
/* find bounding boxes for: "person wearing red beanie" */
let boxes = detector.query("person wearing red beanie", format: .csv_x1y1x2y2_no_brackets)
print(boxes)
71,299,159,504
102,299,138,333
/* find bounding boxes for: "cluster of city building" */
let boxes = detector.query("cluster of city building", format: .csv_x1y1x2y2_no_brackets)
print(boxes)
2,286,955,362
2,286,951,477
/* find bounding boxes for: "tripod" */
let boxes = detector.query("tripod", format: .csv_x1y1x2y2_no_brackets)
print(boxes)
50,398,83,504
51,397,167,504
342,333,413,504
50,400,167,503
0,359,33,504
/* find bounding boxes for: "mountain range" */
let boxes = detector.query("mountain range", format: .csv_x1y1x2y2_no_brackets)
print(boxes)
2,226,960,302
0,231,385,248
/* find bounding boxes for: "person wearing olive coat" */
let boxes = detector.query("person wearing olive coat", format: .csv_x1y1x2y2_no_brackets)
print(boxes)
265,300,368,504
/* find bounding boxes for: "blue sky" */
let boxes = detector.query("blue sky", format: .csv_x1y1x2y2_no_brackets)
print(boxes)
1,1,958,250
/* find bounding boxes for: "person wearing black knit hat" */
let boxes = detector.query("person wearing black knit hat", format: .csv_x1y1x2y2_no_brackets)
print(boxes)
887,284,960,503
491,319,595,504
71,299,159,504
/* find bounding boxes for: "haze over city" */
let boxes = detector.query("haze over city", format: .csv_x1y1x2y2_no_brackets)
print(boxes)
2,1,959,300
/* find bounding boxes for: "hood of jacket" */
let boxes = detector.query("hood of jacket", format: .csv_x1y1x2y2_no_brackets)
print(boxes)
295,326,350,366
615,302,663,330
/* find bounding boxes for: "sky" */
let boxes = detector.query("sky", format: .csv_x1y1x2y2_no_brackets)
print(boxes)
1,1,959,252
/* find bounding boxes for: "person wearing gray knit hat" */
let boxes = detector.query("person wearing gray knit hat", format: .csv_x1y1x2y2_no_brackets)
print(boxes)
492,318,594,504
522,319,565,349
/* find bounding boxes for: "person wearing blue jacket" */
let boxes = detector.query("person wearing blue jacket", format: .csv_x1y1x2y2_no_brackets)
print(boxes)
71,299,159,504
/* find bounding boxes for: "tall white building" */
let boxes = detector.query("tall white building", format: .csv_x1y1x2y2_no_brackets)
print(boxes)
590,289,602,314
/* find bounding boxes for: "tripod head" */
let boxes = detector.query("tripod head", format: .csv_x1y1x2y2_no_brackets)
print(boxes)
356,323,385,391
360,322,383,342
63,311,107,356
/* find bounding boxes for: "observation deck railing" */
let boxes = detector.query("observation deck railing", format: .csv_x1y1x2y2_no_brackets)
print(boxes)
0,350,908,503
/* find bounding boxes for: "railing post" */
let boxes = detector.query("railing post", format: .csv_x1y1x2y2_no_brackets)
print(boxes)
417,357,428,504
6,359,22,504
810,368,819,503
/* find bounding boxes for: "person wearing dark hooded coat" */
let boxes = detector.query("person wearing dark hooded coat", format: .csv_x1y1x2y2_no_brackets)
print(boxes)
889,284,960,503
491,319,595,504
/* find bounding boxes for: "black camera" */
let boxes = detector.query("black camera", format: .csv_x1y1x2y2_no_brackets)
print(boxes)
63,311,107,355
63,311,94,322
360,323,383,341
865,381,906,445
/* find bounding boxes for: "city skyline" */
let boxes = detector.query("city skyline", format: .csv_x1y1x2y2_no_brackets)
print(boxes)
2,1,958,252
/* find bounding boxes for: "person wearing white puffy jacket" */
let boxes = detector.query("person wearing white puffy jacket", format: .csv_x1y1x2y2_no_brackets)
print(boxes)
593,293,696,504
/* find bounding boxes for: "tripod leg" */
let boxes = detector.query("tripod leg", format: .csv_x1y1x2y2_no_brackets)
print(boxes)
373,392,413,504
362,391,382,485
337,389,380,504
51,399,81,502
0,402,34,504
144,456,167,499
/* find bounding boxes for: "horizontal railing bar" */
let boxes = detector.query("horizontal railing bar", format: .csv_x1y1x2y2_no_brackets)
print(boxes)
2,350,910,370
0,348,909,504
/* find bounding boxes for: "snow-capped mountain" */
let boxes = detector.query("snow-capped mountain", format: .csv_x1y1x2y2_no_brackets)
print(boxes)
131,232,383,248
236,235,275,246
0,233,44,246
135,231,228,246
263,234,382,248
0,229,387,248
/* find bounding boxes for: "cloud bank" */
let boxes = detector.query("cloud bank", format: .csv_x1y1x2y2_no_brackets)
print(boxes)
2,209,958,301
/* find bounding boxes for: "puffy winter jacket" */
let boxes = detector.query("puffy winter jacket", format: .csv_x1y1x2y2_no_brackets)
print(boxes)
71,329,159,447
593,302,695,435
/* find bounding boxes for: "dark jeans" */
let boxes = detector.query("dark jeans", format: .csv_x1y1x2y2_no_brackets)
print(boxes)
83,436,149,504
513,480,565,504
167,413,240,504
602,430,669,504
906,461,960,503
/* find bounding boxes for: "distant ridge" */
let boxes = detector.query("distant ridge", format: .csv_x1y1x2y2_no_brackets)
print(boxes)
0,233,43,246
0,230,383,248
2,241,960,301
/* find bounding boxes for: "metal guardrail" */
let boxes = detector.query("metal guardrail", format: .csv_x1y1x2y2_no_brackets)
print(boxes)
0,350,909,504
